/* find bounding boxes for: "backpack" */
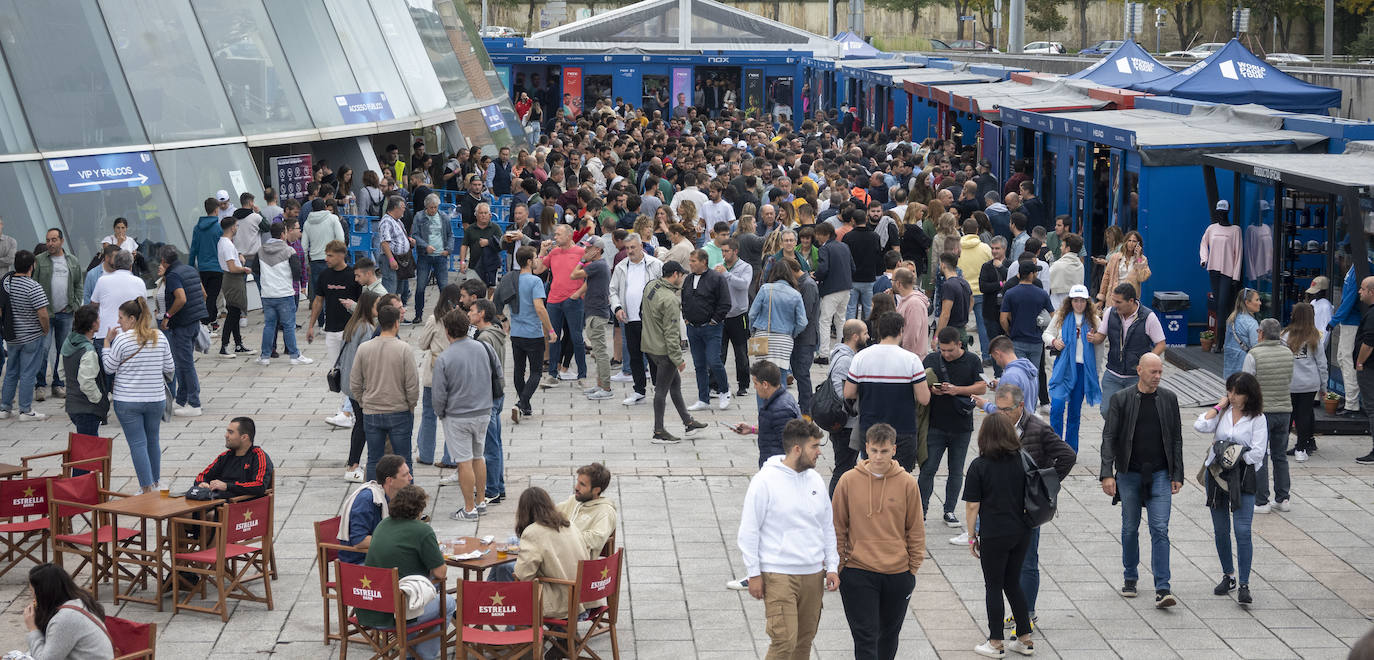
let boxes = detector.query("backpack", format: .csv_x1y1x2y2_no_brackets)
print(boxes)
1020,448,1060,528
0,273,15,342
810,376,848,432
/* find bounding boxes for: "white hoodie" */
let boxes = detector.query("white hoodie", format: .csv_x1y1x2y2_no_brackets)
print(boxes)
737,455,839,577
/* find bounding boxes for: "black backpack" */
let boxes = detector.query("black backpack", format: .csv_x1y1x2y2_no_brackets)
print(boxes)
810,377,847,432
1021,449,1060,528
0,273,15,342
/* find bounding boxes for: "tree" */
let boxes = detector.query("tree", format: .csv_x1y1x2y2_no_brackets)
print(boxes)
1250,0,1320,51
1070,0,1102,49
1170,0,1208,50
1028,0,1069,35
870,0,944,32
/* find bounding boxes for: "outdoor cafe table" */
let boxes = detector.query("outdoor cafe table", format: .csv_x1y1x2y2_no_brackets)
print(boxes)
95,492,220,610
442,536,516,582
0,463,29,479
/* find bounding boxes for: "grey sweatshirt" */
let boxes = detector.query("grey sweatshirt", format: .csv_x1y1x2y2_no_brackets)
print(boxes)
27,599,115,660
431,336,494,418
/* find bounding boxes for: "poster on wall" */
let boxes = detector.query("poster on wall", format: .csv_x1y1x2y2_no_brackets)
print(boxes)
335,92,394,124
744,69,763,118
270,154,313,202
671,68,692,109
563,67,583,116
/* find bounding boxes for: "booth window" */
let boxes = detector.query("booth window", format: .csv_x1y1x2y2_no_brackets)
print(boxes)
191,0,314,136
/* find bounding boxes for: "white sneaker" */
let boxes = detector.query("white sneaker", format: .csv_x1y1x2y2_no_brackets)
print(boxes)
239,318,248,328
438,472,461,485
725,577,750,591
290,355,314,365
1275,499,1292,512
539,375,560,389
610,373,634,383
1253,503,1272,514
1005,639,1035,656
974,641,1006,658
622,392,646,406
0,410,10,419
582,386,602,395
557,371,577,381
586,389,614,400
343,468,364,483
255,357,271,366
17,411,47,422
717,392,732,409
1295,450,1309,463
687,400,711,411
325,413,354,428
949,532,969,546
173,405,203,417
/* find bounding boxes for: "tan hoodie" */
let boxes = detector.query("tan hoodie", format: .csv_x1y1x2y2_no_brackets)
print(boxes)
832,458,925,575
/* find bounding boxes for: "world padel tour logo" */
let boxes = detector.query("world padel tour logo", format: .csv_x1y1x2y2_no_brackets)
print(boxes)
478,591,516,615
1219,60,1267,80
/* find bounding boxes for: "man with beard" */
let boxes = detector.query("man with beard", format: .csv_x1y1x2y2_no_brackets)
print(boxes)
554,462,619,556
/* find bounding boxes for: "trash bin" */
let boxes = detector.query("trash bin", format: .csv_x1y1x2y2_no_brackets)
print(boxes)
1152,291,1191,348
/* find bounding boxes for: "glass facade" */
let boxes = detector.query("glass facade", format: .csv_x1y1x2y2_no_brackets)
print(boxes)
156,145,264,235
404,0,478,108
264,0,363,127
324,0,417,120
0,47,34,155
0,163,60,258
191,0,314,136
370,0,448,114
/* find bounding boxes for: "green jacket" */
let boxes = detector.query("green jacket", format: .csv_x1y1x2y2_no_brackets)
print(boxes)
35,249,84,314
639,277,684,366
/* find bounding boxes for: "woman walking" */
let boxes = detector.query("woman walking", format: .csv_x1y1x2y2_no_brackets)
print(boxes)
1285,302,1327,462
1194,372,1267,606
1222,288,1261,379
22,563,113,660
339,291,381,482
1043,284,1101,451
101,298,174,494
1097,229,1150,304
747,259,808,399
61,305,108,438
417,285,462,469
964,413,1035,657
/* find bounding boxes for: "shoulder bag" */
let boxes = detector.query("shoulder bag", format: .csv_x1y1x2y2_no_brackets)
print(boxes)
1021,448,1061,528
747,288,773,357
326,345,346,393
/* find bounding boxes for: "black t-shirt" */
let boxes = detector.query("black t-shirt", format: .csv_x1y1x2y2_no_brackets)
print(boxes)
315,266,360,332
924,349,983,431
939,275,972,327
962,453,1029,538
1357,305,1374,369
1128,391,1166,474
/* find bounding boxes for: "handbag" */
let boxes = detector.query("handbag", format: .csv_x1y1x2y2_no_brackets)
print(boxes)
162,375,175,422
810,376,848,431
394,251,416,279
193,323,211,353
326,341,346,393
1021,448,1061,528
747,289,773,357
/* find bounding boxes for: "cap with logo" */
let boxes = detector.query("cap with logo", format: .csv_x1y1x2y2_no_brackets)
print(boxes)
1306,276,1329,294
1215,199,1230,211
1068,284,1091,300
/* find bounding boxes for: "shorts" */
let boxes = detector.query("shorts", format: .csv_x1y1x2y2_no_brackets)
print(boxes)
442,414,490,463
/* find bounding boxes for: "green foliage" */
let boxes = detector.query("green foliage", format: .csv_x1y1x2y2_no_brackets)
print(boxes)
870,0,945,30
1352,19,1374,56
1028,0,1069,33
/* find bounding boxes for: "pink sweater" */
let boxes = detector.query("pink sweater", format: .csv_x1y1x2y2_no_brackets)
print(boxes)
1200,224,1243,281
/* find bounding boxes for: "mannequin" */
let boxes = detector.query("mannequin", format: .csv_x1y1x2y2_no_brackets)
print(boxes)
1200,199,1244,353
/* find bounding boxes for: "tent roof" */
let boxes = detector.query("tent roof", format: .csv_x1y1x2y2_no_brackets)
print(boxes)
933,77,1114,118
1131,39,1340,114
834,31,881,59
524,0,841,56
894,67,994,86
1067,39,1173,87
1205,148,1374,192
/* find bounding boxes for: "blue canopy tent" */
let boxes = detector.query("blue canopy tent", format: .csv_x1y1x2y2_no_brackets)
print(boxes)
834,31,882,59
1067,39,1172,87
1132,39,1341,114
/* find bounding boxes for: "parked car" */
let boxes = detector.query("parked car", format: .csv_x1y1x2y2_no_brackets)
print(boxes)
929,38,1000,53
479,26,519,38
1024,41,1066,54
1265,52,1312,64
1165,42,1225,58
1080,40,1123,55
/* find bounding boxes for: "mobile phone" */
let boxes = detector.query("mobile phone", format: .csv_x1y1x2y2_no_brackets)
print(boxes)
718,421,738,430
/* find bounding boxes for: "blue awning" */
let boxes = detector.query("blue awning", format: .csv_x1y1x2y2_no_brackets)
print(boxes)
1067,39,1172,87
1131,39,1340,114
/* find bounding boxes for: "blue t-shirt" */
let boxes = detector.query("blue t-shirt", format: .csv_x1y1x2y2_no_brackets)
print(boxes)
339,488,384,565
509,272,546,339
1000,283,1054,342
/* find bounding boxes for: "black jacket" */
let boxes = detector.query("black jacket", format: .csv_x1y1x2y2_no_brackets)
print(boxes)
1100,386,1185,487
196,447,274,498
1018,413,1076,481
681,269,730,326
842,225,883,283
815,239,854,296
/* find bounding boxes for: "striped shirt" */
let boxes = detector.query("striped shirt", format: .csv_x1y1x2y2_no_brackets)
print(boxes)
101,330,174,403
846,343,927,434
1,274,46,343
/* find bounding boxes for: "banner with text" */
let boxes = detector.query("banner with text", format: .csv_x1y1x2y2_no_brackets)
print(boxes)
335,92,394,124
563,67,582,116
47,151,162,195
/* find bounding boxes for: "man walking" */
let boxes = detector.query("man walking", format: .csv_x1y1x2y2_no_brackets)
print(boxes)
158,246,207,416
891,267,930,358
503,247,556,421
189,198,224,334
1243,318,1294,513
610,234,664,406
349,304,420,482
410,194,453,323
737,419,839,660
469,299,508,506
827,319,868,494
571,241,614,400
843,210,882,320
34,228,81,401
682,249,731,411
789,257,820,413
716,238,752,396
844,311,933,472
920,326,984,532
1354,276,1374,464
936,252,972,345
432,308,495,521
640,261,708,444
1100,353,1183,608
541,225,587,387
0,251,49,420
1089,282,1167,404
255,220,310,366
813,222,852,360
377,196,414,300
306,241,360,428
833,423,923,660
1000,255,1054,408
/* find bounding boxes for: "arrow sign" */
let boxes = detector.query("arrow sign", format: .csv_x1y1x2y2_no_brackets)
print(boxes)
47,151,162,195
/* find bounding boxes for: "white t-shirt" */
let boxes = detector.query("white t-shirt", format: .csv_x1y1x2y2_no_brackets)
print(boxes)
49,254,69,313
624,260,650,322
100,235,139,254
91,270,148,337
217,236,240,272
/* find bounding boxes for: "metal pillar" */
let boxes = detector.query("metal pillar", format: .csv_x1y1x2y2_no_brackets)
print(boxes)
1008,0,1024,53
1324,0,1334,62
849,0,866,38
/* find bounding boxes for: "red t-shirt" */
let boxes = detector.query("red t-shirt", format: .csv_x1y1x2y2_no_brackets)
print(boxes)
545,244,586,303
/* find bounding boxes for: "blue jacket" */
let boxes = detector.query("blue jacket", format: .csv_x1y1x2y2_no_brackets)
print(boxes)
1049,314,1101,406
756,387,801,467
1332,262,1373,327
411,210,454,255
815,239,854,296
1223,313,1258,379
749,282,808,338
983,357,1039,414
189,215,222,272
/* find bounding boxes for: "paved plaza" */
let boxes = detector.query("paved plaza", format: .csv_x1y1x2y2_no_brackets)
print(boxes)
2,310,1374,659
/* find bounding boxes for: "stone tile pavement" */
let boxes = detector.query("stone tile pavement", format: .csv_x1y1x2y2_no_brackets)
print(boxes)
1,307,1373,658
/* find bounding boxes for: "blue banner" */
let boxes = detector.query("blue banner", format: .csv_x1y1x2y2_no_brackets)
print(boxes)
335,92,395,124
480,105,507,132
46,151,162,195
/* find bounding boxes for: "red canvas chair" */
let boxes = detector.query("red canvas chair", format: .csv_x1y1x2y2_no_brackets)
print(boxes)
455,578,542,660
22,433,113,490
538,550,624,660
314,516,364,645
0,476,53,578
48,472,141,600
105,616,156,660
170,495,274,621
335,561,448,660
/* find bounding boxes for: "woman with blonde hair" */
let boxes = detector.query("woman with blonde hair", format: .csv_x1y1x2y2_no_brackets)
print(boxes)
101,298,174,493
675,199,702,239
1222,287,1261,378
1097,229,1151,304
1043,285,1102,451
633,214,660,255
663,223,694,266
931,211,961,286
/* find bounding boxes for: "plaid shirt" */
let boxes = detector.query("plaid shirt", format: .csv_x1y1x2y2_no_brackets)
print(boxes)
288,239,306,295
378,215,409,254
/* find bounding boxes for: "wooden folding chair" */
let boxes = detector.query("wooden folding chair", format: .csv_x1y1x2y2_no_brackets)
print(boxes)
455,578,542,660
48,472,142,600
170,495,274,621
22,433,113,490
314,516,364,645
0,476,53,578
105,616,156,660
336,562,448,660
600,531,617,558
538,550,624,660
228,472,277,580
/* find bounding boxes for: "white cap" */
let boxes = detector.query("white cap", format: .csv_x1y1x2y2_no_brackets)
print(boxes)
736,139,747,148
1068,284,1091,300
215,189,230,202
721,138,733,147
1215,199,1230,211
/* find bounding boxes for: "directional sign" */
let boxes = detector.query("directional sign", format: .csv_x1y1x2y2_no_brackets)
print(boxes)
335,92,394,124
47,151,161,195
480,105,507,133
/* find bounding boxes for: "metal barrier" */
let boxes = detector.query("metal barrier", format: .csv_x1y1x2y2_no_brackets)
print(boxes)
342,214,378,264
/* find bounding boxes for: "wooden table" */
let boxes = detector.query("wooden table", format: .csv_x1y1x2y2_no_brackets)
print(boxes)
95,493,220,610
442,536,516,581
0,463,29,479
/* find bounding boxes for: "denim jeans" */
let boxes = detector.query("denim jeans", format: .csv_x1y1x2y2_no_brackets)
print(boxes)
36,310,72,388
484,395,505,498
1211,494,1256,584
308,260,328,326
167,322,201,408
69,412,101,437
1256,412,1291,505
408,594,456,660
790,343,816,412
378,253,411,305
545,299,586,378
257,297,296,358
847,282,874,320
686,324,727,402
1050,361,1087,452
1116,469,1172,591
363,410,414,482
1099,371,1138,409
918,428,972,517
417,386,441,464
1020,527,1042,612
972,294,990,360
114,399,164,489
0,338,43,413
414,253,449,321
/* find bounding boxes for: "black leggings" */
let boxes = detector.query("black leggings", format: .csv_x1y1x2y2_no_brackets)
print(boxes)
721,313,749,391
980,531,1033,640
1291,391,1316,451
828,427,856,496
201,271,222,327
221,305,243,348
510,336,544,411
347,398,367,466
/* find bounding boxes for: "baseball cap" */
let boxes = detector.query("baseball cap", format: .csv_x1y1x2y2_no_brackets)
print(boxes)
661,261,687,277
215,190,230,202
1215,199,1230,211
1068,284,1091,300
1306,275,1329,294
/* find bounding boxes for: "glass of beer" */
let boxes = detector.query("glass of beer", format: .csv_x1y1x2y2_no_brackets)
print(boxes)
159,479,171,499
